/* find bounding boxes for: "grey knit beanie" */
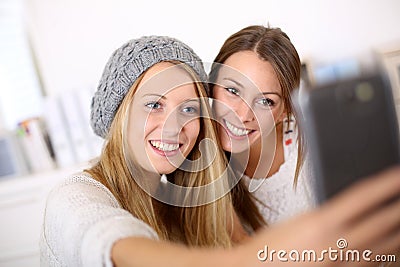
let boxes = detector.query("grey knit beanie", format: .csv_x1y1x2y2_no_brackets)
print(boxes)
90,35,208,138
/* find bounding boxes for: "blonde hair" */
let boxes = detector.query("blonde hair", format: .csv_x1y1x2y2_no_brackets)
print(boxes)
86,61,234,247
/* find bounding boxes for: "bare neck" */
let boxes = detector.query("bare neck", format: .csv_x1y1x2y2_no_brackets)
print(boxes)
245,123,284,179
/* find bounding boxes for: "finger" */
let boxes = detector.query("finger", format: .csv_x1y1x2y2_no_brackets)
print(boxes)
320,166,400,226
343,197,400,250
369,231,400,265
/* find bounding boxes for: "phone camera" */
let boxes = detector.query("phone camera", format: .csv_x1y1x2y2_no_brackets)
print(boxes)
355,82,374,102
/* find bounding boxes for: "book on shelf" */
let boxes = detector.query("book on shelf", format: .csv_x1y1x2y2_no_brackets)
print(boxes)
17,118,55,173
74,88,104,158
58,91,93,164
43,89,103,169
0,130,29,178
43,97,76,168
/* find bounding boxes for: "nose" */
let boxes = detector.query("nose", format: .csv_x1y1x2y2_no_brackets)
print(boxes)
235,99,255,123
160,109,182,138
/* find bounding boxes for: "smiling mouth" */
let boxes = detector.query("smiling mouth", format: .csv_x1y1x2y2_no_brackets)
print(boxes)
149,140,181,152
224,120,253,137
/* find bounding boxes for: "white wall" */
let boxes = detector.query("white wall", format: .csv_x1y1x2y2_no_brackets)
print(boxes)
25,0,400,96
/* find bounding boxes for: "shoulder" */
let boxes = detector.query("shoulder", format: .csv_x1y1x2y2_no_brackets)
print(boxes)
46,172,118,208
41,172,158,266
43,172,157,235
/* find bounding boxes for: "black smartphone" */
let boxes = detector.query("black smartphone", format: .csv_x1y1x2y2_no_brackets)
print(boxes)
301,71,400,203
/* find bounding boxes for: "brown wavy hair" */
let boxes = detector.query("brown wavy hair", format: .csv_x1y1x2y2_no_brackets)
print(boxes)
209,25,304,184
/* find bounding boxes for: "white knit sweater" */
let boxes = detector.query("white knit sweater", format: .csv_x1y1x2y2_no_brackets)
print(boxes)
40,173,158,267
242,153,316,225
40,122,316,266
41,167,315,266
243,120,316,225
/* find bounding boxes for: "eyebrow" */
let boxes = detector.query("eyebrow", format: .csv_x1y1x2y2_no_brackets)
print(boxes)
222,78,244,88
261,92,282,98
142,94,166,99
142,94,200,104
183,99,201,104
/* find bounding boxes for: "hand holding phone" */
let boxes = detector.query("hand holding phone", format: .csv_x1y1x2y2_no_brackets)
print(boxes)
301,72,400,203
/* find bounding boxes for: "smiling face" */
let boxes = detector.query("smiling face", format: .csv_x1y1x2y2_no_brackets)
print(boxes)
212,51,285,153
127,62,201,174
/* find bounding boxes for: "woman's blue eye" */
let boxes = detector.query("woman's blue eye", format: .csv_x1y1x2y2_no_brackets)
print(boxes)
145,102,161,109
182,106,199,114
257,98,275,107
225,87,239,96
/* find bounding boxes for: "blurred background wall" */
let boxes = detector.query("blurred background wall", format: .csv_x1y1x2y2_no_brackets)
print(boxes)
1,1,400,266
25,0,400,95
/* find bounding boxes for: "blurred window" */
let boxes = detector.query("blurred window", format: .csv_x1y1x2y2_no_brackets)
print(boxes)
0,0,43,131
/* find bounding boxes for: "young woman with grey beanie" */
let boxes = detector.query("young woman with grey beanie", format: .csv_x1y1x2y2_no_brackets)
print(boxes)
40,35,400,267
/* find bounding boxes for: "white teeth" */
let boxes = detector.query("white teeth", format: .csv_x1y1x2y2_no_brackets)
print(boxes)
225,120,251,137
150,141,180,152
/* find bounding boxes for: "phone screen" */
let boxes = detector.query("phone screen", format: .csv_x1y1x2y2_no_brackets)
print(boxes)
301,72,400,203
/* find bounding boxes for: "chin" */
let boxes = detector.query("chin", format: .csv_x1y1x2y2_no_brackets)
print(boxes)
155,163,181,175
229,145,249,154
155,167,173,175
221,135,252,154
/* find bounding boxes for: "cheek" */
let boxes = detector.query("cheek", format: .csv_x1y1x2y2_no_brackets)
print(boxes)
129,111,155,154
128,104,147,135
255,110,275,133
185,119,200,146
213,97,234,119
218,124,231,150
272,102,286,120
142,116,157,137
128,117,145,152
